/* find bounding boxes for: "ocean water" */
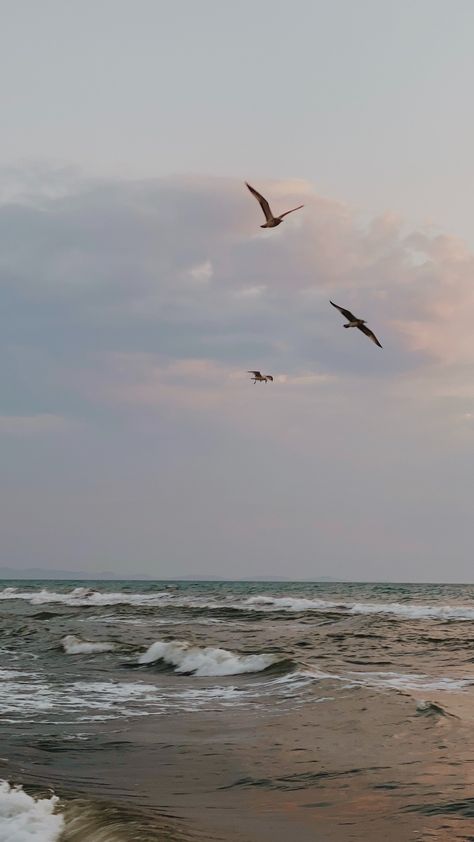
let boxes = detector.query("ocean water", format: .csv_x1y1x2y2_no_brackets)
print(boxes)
2,579,474,840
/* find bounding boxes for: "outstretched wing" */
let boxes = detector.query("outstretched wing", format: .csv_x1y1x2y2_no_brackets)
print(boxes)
279,204,304,219
265,375,274,381
248,370,262,377
330,300,357,322
245,182,273,222
358,323,383,348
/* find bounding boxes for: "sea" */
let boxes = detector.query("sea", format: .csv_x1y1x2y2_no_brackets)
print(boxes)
2,579,474,841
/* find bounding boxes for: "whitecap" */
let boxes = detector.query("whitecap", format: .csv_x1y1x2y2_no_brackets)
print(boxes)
244,594,474,621
138,639,281,676
245,595,340,612
0,587,172,608
61,635,116,655
5,583,474,624
0,780,63,842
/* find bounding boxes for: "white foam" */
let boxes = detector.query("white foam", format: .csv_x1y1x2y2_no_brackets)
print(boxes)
298,666,474,693
0,781,63,842
0,671,263,722
245,595,340,612
345,670,474,692
0,675,165,721
244,594,474,621
347,601,474,621
4,584,474,623
0,587,172,608
138,639,280,676
61,635,116,655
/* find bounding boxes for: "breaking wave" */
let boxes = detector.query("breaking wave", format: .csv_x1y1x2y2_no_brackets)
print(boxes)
0,782,195,842
244,595,474,621
246,595,339,610
138,639,283,676
346,602,474,621
3,585,474,622
0,587,173,608
61,635,117,655
0,780,63,842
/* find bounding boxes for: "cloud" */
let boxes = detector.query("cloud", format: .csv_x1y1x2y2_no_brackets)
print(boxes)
1,168,473,410
1,168,473,421
0,167,473,577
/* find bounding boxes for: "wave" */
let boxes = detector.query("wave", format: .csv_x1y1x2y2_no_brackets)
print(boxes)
138,639,282,676
4,656,467,730
0,782,194,842
4,585,474,623
0,587,173,608
0,676,163,723
0,671,252,723
302,667,474,693
61,635,117,655
348,670,474,692
245,595,342,611
347,602,474,621
244,595,474,621
0,780,63,841
53,794,194,842
415,700,457,718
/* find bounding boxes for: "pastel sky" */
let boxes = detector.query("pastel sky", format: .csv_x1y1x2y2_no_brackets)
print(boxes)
1,1,473,580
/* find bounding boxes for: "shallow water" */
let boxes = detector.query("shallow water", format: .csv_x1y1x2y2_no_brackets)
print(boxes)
2,579,474,840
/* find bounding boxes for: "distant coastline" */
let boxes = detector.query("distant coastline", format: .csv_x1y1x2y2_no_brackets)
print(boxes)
0,567,341,582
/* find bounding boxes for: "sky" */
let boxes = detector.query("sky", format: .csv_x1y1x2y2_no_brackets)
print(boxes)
0,0,474,581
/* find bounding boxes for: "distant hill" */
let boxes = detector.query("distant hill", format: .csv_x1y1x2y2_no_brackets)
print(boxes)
0,568,341,582
0,567,153,580
176,575,342,582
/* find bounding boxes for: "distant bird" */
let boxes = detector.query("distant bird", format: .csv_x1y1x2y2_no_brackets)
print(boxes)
248,370,274,384
245,182,304,228
330,301,383,348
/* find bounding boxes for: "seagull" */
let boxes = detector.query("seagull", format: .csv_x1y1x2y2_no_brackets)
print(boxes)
248,370,274,384
245,182,304,228
330,301,383,348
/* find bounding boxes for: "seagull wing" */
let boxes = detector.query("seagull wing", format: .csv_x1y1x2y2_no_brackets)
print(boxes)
279,204,304,219
358,323,383,348
248,370,262,377
330,301,357,322
245,183,273,222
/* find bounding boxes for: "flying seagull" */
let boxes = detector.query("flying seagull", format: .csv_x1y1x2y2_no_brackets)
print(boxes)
330,301,383,348
245,182,304,228
248,370,274,384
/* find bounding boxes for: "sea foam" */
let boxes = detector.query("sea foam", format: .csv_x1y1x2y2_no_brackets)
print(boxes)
3,585,474,622
0,781,63,842
61,635,117,655
300,667,474,693
346,671,474,692
138,639,280,676
244,595,474,621
0,587,172,608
